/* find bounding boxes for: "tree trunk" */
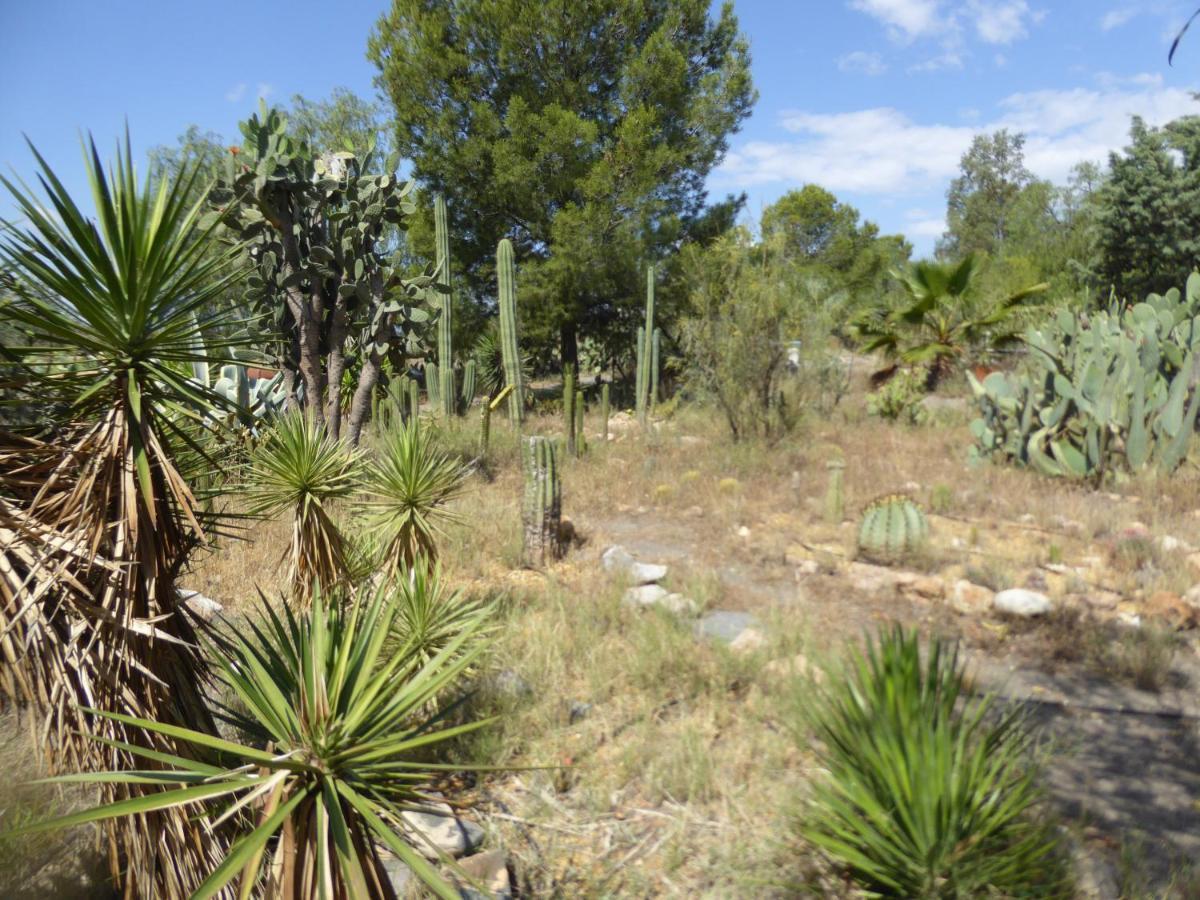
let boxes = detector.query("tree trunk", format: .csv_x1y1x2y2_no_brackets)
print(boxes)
325,298,350,439
560,322,578,372
278,215,325,428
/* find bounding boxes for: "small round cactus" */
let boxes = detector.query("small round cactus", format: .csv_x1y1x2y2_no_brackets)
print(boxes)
857,494,929,563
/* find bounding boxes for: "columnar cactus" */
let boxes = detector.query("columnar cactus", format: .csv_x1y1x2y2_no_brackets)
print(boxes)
460,359,477,412
408,377,420,421
564,366,576,457
857,495,929,563
522,435,562,566
600,382,610,443
825,458,845,525
434,195,456,416
575,389,587,455
651,327,661,407
426,362,440,411
636,265,656,425
635,325,646,417
480,398,492,458
497,239,524,425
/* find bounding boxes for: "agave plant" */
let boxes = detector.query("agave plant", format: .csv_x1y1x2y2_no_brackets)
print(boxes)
361,419,468,570
802,627,1068,898
0,134,247,896
244,413,364,603
5,586,496,899
853,255,1047,389
386,561,492,669
474,320,531,401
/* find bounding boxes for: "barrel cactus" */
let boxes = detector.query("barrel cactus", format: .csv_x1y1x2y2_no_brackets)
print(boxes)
857,495,929,563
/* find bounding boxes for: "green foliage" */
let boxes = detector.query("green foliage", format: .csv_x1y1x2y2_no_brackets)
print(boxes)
368,0,756,360
1096,115,1200,301
857,495,929,563
678,232,805,442
8,587,493,899
244,414,364,601
970,275,1200,481
854,255,1047,388
362,419,469,570
803,627,1068,898
386,562,492,669
866,369,931,426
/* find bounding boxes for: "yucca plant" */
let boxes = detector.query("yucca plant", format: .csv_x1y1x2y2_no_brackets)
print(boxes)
473,320,531,402
385,560,492,669
244,413,364,603
361,419,468,570
5,586,496,899
0,134,247,896
802,627,1069,898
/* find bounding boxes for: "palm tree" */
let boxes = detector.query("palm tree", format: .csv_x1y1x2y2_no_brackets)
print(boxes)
853,255,1047,389
0,133,246,896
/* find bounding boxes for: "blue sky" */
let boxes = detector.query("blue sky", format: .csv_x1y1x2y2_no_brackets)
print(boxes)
2,0,1199,255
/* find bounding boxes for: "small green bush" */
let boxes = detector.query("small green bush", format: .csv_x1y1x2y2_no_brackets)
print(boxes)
866,369,930,426
802,627,1069,898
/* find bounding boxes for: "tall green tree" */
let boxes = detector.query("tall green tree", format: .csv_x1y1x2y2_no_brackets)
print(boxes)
940,130,1034,259
368,0,756,367
1095,115,1200,301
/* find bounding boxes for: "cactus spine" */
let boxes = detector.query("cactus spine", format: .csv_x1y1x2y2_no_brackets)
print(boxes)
825,458,846,524
575,389,587,455
564,366,576,457
497,239,524,425
636,265,656,424
434,195,457,416
522,435,562,566
857,495,929,563
600,383,610,442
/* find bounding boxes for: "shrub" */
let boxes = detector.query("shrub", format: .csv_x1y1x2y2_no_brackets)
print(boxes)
802,627,1069,898
866,369,930,425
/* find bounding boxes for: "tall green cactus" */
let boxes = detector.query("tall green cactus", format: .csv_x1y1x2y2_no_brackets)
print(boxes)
600,383,610,442
497,239,524,426
460,359,477,412
825,458,846,525
522,435,562,566
426,362,441,411
636,265,656,424
408,377,420,421
564,366,576,457
635,325,646,418
434,195,456,416
651,327,661,407
480,398,492,458
575,389,587,455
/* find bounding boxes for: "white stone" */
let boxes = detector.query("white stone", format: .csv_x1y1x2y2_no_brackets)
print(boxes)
177,589,223,621
993,588,1053,618
951,580,994,615
1159,535,1189,553
794,559,820,577
623,584,669,606
736,525,751,538
729,628,767,653
401,800,484,860
601,545,668,584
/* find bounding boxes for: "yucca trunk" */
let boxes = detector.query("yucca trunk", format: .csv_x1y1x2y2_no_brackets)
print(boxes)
0,409,230,898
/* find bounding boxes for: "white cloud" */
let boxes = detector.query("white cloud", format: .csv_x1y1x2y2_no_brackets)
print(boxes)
1100,7,1138,31
849,0,947,40
908,48,965,71
906,215,948,237
838,50,889,74
967,0,1039,45
256,82,274,101
225,83,247,103
714,78,1199,197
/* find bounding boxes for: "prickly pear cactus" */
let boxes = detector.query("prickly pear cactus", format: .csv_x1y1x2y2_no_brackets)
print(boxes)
857,495,929,563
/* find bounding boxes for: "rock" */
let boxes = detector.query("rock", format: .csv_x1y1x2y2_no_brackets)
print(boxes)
794,559,820,577
904,575,945,601
1022,571,1049,591
993,588,1053,618
1159,534,1189,553
490,669,532,700
177,589,223,621
568,701,592,724
401,799,485,860
623,585,697,616
607,411,638,432
697,610,760,644
848,561,899,594
736,525,751,538
951,580,994,615
1084,590,1122,611
729,628,767,653
1144,590,1199,630
456,849,512,899
379,851,412,895
1183,584,1200,610
601,545,668,584
903,481,921,493
1070,841,1120,900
